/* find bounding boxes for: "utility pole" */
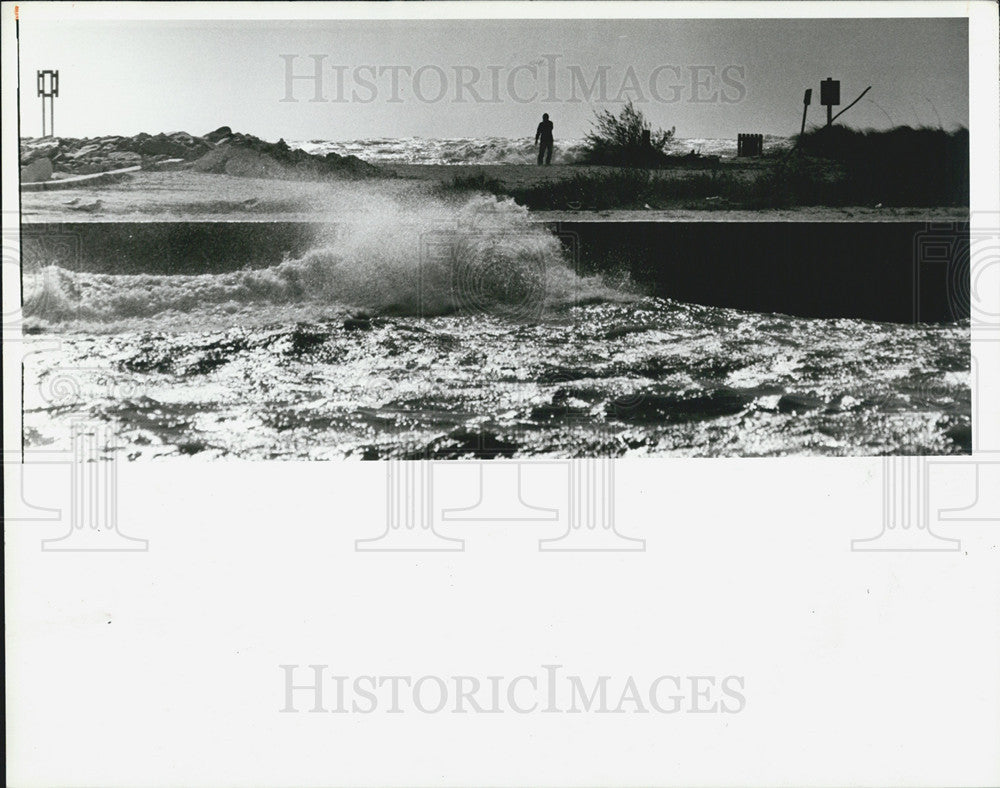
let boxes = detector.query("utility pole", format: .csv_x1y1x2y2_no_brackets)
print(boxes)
36,69,59,137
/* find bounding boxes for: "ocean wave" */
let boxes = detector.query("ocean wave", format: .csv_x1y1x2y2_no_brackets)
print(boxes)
288,135,793,165
23,194,628,328
291,136,590,165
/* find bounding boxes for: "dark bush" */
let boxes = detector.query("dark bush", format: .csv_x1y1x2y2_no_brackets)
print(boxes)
795,125,969,206
578,100,676,167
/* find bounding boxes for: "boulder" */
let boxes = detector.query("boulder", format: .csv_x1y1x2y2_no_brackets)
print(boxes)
21,127,381,181
19,140,62,165
21,157,53,183
68,144,102,160
105,151,143,166
135,133,189,157
204,126,233,143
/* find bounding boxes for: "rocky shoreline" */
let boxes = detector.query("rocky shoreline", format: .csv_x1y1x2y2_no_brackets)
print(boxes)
19,126,383,183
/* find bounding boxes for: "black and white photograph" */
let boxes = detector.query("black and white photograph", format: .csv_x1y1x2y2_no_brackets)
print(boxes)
13,10,974,458
4,2,999,787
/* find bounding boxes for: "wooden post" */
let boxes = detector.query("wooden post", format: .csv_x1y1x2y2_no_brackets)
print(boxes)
801,88,812,136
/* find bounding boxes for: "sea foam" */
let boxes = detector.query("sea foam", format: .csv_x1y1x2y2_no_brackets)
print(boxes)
23,189,626,329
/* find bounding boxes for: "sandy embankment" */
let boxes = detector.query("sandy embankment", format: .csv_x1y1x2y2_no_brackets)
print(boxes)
19,167,968,224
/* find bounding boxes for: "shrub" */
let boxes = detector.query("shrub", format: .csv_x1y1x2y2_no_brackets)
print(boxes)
794,125,969,206
578,100,675,167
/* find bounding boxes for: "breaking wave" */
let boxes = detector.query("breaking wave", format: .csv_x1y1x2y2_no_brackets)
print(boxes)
288,135,794,165
24,194,629,328
291,136,590,165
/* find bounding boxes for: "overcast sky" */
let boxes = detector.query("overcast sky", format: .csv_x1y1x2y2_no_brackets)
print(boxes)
18,17,968,140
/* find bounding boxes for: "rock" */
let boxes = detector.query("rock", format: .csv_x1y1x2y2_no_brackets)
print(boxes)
21,127,381,181
135,133,189,157
20,157,53,183
20,140,61,165
105,151,143,166
204,126,233,143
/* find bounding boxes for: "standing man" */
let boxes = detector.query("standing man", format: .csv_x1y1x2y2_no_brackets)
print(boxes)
535,113,554,165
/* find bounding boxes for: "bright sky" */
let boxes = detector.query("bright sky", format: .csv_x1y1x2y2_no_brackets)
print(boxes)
17,17,968,140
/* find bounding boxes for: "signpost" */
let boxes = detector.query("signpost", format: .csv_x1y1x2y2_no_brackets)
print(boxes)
820,77,840,128
36,69,59,137
801,88,812,136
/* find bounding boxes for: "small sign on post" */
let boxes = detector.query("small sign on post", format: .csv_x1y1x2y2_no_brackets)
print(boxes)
800,88,812,136
820,78,840,127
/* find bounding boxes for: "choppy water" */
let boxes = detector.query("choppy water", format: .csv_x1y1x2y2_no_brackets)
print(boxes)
19,194,969,459
289,135,792,165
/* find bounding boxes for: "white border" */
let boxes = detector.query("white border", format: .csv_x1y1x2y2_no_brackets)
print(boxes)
14,0,973,20
4,3,999,787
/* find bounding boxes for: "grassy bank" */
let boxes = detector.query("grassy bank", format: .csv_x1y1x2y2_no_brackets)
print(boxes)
795,125,969,207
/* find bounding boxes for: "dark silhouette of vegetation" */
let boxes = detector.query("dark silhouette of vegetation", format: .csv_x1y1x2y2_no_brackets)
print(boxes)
794,125,968,206
438,125,969,210
578,100,675,167
441,169,743,210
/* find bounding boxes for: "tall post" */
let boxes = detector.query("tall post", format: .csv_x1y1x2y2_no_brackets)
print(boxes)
36,69,59,137
800,88,812,136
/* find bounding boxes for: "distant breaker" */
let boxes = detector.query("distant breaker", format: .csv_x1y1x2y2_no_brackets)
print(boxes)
279,55,747,105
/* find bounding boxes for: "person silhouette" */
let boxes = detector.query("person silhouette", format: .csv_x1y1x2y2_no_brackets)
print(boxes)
535,113,554,165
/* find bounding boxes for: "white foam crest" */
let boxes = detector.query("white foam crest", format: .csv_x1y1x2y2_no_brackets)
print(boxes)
24,189,628,327
291,137,589,165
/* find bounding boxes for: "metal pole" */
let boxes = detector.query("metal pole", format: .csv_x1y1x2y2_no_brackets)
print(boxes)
41,97,46,137
50,95,54,137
